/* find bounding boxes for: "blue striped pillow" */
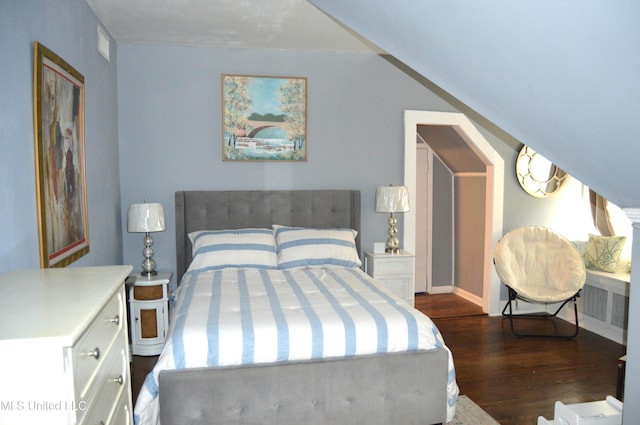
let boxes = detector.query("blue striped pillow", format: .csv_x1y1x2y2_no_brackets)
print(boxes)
187,229,278,272
273,225,361,269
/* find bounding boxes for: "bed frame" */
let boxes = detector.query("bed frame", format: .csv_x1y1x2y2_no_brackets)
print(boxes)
159,190,448,425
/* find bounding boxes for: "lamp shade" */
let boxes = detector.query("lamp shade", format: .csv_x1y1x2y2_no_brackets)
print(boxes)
375,186,410,213
127,203,166,233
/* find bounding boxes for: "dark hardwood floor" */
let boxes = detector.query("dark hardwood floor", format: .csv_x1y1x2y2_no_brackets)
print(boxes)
130,293,625,425
417,293,625,425
131,353,158,403
414,292,485,318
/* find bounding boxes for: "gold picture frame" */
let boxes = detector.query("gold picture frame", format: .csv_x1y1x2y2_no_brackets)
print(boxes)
33,42,89,268
222,74,307,161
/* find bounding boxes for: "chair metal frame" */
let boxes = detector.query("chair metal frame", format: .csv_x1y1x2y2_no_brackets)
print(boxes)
501,285,582,338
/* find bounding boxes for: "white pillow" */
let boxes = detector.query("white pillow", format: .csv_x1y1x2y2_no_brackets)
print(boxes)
187,228,278,272
273,225,361,269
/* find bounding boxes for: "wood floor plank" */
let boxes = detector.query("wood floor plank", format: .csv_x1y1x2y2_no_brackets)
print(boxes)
414,292,485,318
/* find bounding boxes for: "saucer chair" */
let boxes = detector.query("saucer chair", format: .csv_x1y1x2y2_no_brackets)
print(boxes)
494,226,586,338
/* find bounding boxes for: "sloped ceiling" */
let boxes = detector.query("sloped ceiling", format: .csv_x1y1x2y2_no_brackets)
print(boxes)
309,0,640,208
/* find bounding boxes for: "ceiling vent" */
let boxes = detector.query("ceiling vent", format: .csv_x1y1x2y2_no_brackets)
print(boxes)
98,25,110,61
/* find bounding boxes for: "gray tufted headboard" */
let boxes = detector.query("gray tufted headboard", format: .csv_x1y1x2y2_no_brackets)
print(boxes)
175,190,361,281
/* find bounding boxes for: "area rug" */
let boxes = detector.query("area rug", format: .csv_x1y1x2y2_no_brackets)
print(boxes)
446,395,501,425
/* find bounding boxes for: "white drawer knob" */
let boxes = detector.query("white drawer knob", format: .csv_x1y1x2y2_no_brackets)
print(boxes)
110,315,120,326
113,375,124,386
88,347,100,360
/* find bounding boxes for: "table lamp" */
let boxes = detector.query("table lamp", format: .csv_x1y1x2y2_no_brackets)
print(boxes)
127,202,166,276
375,185,410,254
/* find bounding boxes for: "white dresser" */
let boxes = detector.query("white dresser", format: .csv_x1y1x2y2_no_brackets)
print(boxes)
0,265,133,424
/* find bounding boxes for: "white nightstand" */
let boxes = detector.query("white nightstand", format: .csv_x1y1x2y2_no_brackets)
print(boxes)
127,272,172,356
364,250,415,305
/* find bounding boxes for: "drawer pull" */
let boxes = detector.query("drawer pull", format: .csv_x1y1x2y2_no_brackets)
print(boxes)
113,374,124,386
110,314,120,326
98,421,105,425
88,347,100,360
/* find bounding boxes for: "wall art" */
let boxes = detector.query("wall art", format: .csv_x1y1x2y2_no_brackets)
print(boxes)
33,42,89,267
222,74,307,161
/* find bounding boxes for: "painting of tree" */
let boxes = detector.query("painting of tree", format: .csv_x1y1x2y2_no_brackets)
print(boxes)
222,75,307,161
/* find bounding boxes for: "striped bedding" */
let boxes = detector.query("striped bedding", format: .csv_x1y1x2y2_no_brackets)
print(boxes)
134,267,459,424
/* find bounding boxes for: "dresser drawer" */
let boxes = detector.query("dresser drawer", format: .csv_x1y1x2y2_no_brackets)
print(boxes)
377,277,412,302
364,251,415,305
73,290,124,402
79,344,129,425
133,284,164,301
370,256,413,275
109,391,133,425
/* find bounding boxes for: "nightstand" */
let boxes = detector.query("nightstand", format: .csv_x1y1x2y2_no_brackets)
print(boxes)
127,272,172,356
364,250,415,305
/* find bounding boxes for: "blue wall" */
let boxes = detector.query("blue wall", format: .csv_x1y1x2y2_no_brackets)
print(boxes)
117,46,457,274
0,0,122,274
117,44,593,277
1,1,593,280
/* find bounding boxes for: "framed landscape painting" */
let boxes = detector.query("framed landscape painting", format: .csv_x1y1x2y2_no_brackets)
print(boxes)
33,42,89,268
222,74,307,161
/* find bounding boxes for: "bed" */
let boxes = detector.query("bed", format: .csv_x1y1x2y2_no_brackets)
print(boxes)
134,190,458,425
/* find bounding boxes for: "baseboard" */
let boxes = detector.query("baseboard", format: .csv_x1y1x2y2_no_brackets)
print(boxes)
556,307,627,345
429,285,453,295
427,285,484,310
452,286,484,306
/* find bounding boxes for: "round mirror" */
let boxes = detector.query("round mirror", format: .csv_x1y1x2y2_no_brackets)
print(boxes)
516,145,567,198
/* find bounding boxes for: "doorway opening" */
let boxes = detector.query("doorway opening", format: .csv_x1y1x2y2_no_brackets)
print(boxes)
404,111,504,315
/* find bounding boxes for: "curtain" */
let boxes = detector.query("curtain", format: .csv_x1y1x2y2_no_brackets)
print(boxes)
590,189,633,272
589,190,615,236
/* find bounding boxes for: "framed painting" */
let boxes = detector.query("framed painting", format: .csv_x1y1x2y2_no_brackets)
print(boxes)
33,42,89,268
222,74,307,161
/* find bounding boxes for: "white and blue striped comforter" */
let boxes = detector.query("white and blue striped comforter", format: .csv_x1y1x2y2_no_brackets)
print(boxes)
134,267,459,424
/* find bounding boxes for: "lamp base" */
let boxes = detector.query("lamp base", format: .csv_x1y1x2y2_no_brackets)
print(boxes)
385,213,401,254
140,232,158,277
